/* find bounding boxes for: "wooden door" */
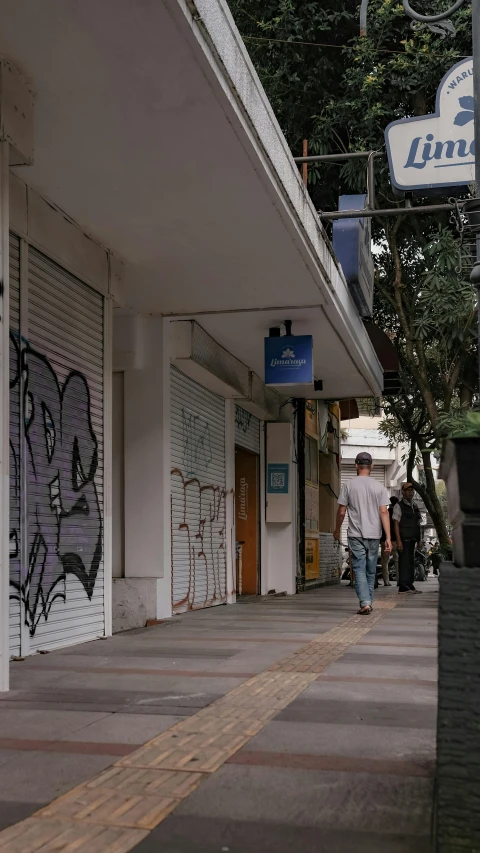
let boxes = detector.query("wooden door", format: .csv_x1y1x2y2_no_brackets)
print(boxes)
235,446,259,595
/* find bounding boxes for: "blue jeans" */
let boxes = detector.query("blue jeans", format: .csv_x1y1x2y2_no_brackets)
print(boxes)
348,537,380,608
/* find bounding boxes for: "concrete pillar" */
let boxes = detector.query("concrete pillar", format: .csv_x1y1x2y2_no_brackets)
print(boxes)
437,564,480,852
437,438,480,851
112,315,171,630
0,142,10,691
263,422,297,595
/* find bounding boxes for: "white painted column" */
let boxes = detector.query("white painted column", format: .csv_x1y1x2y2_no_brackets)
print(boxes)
0,143,10,690
259,421,269,596
116,315,172,627
264,421,297,596
225,399,236,604
103,294,113,637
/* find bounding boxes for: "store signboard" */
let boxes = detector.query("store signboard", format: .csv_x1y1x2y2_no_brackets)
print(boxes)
385,57,475,195
264,335,313,386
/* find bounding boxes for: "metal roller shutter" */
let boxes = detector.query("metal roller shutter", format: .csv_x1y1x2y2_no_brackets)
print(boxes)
235,405,260,455
9,235,21,656
340,464,387,545
26,247,105,651
171,366,226,612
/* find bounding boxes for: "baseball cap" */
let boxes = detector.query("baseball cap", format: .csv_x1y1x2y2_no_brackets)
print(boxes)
402,482,414,490
355,452,372,465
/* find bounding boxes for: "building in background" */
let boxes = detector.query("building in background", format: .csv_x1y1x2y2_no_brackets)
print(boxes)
340,399,433,545
296,400,342,590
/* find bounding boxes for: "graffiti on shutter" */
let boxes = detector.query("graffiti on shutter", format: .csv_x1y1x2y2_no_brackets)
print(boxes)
8,245,105,650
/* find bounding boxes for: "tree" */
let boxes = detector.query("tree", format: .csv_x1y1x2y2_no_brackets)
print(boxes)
229,0,477,549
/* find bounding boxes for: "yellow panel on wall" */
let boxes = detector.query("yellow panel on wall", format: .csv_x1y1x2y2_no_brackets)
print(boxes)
305,538,319,580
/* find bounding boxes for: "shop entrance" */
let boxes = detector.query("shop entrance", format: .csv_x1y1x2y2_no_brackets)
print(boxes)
235,445,259,595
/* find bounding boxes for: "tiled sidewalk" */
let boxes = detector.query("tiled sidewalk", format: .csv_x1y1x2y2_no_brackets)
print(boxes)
0,581,438,852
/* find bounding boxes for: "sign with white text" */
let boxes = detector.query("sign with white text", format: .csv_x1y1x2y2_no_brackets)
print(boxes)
385,58,475,195
264,335,313,386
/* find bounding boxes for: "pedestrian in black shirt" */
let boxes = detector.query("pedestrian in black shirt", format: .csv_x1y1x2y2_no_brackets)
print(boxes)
393,483,422,594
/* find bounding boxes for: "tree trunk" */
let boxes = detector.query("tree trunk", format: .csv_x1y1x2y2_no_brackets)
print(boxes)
408,445,450,552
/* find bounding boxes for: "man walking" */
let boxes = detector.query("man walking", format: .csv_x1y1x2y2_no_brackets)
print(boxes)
334,452,392,615
393,483,422,594
381,496,399,586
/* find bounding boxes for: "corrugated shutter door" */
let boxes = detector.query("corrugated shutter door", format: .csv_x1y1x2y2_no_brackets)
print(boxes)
342,464,386,486
171,366,226,612
26,247,105,650
9,235,21,656
340,464,387,544
235,406,260,455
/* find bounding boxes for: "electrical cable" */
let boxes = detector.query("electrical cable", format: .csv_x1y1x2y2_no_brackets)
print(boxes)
241,33,469,58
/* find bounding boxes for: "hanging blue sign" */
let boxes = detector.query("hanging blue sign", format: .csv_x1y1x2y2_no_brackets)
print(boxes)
332,194,374,318
264,335,313,386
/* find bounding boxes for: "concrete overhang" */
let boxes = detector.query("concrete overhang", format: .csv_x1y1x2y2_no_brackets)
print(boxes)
0,0,382,398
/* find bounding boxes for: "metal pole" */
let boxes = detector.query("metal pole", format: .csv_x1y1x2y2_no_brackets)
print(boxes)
302,140,308,186
294,151,375,163
360,0,370,36
319,202,458,220
367,152,376,209
470,0,480,384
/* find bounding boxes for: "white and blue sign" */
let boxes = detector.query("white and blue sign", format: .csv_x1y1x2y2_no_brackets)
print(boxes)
264,335,313,386
267,463,289,494
385,57,475,195
332,194,374,318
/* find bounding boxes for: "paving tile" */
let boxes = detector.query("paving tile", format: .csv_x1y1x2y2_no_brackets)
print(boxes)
130,814,431,853
228,750,434,778
118,731,250,773
324,660,437,682
65,714,185,744
276,699,437,729
0,802,47,833
0,816,148,852
0,752,116,803
243,720,436,761
348,645,437,658
86,766,205,799
297,677,437,706
171,764,434,835
0,709,109,740
36,786,179,830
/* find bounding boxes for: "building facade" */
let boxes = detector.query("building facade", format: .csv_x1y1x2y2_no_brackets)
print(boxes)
0,0,384,690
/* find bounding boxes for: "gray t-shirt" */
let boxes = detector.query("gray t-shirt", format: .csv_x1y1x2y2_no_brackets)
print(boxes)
338,476,389,539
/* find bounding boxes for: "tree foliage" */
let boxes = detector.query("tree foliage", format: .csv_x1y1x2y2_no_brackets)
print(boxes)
230,0,478,547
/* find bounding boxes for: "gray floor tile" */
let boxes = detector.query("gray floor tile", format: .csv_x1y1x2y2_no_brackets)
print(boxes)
0,752,115,802
131,815,432,853
301,678,437,705
0,708,109,740
325,661,437,681
277,699,437,729
245,720,436,761
65,713,183,744
173,765,434,835
350,645,437,658
0,800,47,832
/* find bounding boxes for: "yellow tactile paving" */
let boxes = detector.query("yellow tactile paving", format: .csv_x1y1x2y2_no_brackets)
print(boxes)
86,766,204,799
0,596,400,852
36,787,179,830
173,712,269,737
118,730,250,773
0,816,148,852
